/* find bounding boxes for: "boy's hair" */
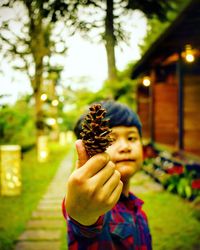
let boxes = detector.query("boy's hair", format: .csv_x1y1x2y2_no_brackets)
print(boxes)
74,100,142,139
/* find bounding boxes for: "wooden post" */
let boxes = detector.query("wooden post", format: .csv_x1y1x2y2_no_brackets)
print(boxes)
0,145,21,196
150,69,156,144
176,53,184,150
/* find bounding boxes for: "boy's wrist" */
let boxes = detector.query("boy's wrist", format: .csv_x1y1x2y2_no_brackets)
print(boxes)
65,199,99,226
69,215,104,227
70,215,100,226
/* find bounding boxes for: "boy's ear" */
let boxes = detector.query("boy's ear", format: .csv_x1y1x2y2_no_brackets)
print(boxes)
75,139,89,168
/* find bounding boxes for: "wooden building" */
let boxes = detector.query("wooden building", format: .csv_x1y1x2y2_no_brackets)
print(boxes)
131,0,200,157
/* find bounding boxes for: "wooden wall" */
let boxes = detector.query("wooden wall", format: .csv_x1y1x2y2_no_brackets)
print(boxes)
153,81,179,147
184,75,200,156
137,86,151,139
137,64,200,157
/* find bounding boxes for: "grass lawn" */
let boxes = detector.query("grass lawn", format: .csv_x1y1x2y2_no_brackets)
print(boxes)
0,142,69,250
139,191,200,250
60,165,200,250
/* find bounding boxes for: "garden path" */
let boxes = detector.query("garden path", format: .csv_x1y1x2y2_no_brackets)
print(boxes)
130,171,164,195
14,149,163,250
14,149,74,250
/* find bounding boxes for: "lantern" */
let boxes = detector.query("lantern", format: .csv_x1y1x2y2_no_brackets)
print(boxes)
37,135,49,162
0,145,21,196
183,44,195,63
66,131,74,144
59,132,68,146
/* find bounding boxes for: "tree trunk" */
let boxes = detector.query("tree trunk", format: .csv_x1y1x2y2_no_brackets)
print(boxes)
34,59,44,137
105,0,118,82
28,10,46,138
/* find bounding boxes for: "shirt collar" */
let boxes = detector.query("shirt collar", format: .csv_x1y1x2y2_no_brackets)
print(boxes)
119,192,144,212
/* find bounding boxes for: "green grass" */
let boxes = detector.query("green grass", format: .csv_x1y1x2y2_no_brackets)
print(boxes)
60,225,68,250
0,142,69,250
61,191,200,250
60,159,200,250
139,191,200,250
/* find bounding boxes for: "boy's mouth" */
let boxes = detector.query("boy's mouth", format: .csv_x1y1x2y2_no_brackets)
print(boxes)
115,159,136,163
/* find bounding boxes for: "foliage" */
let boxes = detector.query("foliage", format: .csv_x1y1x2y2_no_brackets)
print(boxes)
61,0,179,81
140,0,191,55
95,61,138,110
0,0,70,135
0,97,35,147
143,146,200,200
0,142,70,250
56,86,95,131
55,60,139,133
0,0,68,82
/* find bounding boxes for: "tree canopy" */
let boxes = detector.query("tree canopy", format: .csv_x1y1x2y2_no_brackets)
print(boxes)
0,0,70,136
62,0,180,82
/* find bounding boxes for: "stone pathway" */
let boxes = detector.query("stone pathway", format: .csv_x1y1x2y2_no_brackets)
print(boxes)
130,171,164,195
14,150,162,250
15,150,74,250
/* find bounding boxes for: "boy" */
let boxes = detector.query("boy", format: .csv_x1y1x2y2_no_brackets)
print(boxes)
62,100,152,250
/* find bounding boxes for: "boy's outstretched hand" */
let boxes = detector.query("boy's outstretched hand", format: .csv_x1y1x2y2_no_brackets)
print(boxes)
65,139,123,226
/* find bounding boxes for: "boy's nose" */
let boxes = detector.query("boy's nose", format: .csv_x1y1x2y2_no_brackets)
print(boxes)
118,139,131,153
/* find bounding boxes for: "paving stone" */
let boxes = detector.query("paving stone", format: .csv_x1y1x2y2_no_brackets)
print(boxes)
47,184,66,190
39,199,62,205
27,219,64,229
42,195,64,200
133,172,151,181
144,182,163,192
14,151,74,250
18,229,61,241
37,204,61,211
130,171,164,194
15,241,61,250
131,185,150,194
32,210,62,219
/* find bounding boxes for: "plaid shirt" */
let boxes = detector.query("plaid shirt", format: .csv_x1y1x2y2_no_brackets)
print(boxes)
62,192,152,250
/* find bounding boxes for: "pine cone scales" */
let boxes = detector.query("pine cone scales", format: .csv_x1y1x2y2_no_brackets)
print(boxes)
81,104,113,157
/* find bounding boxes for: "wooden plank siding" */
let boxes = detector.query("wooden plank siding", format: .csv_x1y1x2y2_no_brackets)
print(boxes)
137,86,151,139
183,75,200,155
153,82,179,147
136,71,200,156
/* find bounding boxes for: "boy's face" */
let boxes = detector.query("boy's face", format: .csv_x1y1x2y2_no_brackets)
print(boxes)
106,126,143,183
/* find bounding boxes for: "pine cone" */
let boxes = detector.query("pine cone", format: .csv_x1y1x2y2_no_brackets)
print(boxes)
80,104,113,157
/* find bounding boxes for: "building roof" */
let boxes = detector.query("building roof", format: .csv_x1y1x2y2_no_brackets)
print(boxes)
131,0,200,78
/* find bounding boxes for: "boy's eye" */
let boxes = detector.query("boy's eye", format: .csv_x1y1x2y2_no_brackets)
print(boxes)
128,136,138,142
110,136,116,142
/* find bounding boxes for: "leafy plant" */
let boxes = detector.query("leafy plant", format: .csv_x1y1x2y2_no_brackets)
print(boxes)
0,100,35,147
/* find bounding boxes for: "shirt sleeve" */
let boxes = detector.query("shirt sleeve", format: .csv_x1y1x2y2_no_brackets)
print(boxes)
62,198,105,238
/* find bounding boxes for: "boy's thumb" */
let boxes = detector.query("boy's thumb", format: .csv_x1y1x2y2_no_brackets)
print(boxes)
75,139,89,168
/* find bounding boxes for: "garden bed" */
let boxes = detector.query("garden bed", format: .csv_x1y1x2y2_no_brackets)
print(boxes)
143,143,200,200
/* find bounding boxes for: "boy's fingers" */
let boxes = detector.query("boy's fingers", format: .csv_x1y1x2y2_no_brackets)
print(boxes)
75,139,89,168
81,153,110,178
75,140,110,177
89,161,115,186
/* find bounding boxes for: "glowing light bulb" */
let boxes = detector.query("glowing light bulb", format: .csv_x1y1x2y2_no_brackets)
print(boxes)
185,44,195,63
143,76,151,87
185,53,194,63
52,99,59,106
41,93,47,101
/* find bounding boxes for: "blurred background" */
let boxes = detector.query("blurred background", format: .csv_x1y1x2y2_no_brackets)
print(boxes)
0,0,199,249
